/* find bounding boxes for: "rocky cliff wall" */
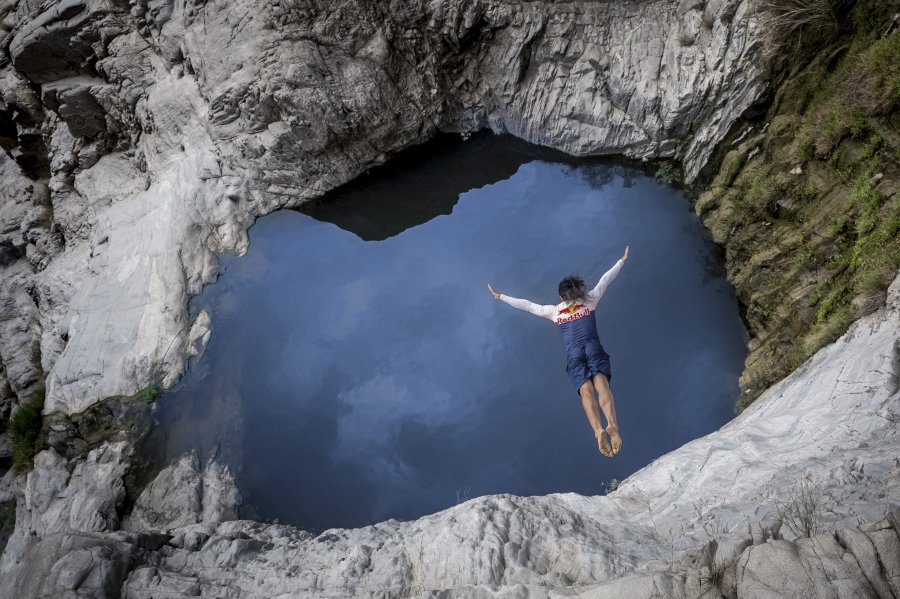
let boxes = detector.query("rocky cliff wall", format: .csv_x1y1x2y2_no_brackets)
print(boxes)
0,0,764,417
693,11,900,406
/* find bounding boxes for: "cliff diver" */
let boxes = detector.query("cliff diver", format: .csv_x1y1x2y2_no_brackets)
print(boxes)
488,246,629,457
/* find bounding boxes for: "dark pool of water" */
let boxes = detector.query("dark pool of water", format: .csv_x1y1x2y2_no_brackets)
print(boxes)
146,134,747,531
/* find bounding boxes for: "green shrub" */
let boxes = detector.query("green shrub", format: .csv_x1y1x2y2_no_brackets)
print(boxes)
847,109,869,137
874,213,900,246
755,0,840,62
794,124,814,160
824,252,848,270
654,161,682,185
794,247,815,269
812,97,872,155
863,33,900,109
827,218,846,238
136,384,160,405
809,282,828,307
709,14,898,413
9,386,45,472
749,301,774,324
821,99,846,142
815,286,846,324
793,26,899,157
848,208,900,284
852,0,887,36
744,165,781,217
804,303,854,355
793,185,820,204
851,170,884,236
856,269,886,295
861,133,885,161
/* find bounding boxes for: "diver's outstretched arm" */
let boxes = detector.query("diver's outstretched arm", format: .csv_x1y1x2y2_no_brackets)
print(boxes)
589,245,629,299
488,284,556,321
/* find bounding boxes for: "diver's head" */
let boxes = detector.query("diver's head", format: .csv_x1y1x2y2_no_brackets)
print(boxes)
558,275,587,303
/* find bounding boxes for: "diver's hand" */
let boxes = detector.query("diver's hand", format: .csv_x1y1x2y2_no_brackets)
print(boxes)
621,245,630,263
487,283,501,299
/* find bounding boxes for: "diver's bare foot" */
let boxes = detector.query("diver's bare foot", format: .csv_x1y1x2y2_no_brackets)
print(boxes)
606,425,622,456
596,430,612,457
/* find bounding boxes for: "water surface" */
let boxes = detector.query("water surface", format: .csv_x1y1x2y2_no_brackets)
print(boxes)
148,134,747,531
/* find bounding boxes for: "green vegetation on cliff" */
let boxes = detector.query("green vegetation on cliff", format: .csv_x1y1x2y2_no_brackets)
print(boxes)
697,1,899,410
137,383,160,405
9,385,45,472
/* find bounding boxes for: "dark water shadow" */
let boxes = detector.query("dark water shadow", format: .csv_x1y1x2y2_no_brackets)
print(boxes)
298,132,641,241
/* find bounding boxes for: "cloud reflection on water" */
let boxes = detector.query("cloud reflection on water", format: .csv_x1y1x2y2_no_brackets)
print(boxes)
148,136,748,531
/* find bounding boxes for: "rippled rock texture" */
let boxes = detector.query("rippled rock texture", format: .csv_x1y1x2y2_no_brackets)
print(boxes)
0,0,763,416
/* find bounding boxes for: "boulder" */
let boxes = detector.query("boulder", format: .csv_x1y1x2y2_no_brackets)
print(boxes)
123,451,241,533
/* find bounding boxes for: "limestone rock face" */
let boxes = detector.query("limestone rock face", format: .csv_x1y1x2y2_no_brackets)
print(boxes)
19,441,128,536
570,509,900,599
0,0,764,416
123,450,241,534
0,154,52,399
733,514,900,599
0,441,132,597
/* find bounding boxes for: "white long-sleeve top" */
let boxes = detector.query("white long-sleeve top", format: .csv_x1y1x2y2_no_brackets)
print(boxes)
499,259,624,325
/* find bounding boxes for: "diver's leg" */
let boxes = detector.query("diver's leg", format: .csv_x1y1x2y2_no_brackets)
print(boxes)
579,380,612,457
593,373,621,455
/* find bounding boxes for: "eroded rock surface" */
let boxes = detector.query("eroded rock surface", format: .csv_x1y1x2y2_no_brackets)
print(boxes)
123,449,241,534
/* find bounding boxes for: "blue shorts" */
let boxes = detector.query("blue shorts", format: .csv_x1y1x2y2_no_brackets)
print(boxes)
565,339,612,391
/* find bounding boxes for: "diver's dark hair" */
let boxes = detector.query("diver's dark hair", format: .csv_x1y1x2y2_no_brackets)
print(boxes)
558,276,587,302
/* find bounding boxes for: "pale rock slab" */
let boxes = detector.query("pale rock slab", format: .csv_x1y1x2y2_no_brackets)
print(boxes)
0,441,131,596
186,308,211,359
123,450,241,534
